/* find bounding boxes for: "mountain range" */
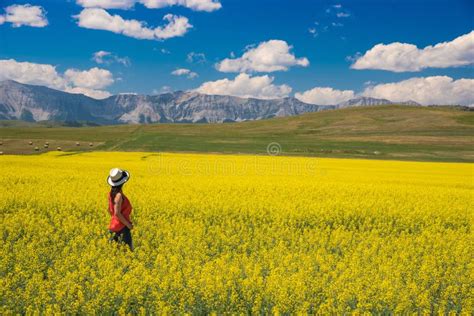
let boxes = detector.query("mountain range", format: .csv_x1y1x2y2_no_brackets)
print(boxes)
0,80,421,124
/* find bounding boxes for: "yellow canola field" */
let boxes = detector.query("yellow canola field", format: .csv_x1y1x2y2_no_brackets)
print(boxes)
0,152,473,314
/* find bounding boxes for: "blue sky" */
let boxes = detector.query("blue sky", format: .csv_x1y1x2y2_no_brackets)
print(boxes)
0,0,473,105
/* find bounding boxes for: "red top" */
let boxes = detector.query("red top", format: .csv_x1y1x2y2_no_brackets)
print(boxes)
108,192,132,232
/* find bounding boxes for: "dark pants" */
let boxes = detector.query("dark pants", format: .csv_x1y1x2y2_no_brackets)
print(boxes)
109,226,133,250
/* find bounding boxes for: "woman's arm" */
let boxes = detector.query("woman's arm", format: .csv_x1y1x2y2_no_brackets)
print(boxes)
114,193,133,229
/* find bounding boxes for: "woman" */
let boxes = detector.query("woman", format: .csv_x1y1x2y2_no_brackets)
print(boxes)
107,168,133,251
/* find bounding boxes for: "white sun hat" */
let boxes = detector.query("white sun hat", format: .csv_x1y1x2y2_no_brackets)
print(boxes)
107,168,130,187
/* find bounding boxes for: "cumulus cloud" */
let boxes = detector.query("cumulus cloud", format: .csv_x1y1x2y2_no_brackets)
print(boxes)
76,0,221,11
295,87,355,105
74,8,192,40
296,76,474,106
92,50,131,66
171,68,198,79
0,59,114,99
0,4,48,27
351,31,474,72
216,40,309,73
195,73,292,99
75,8,153,39
154,14,192,39
65,67,114,89
362,76,474,106
0,59,65,89
65,87,112,99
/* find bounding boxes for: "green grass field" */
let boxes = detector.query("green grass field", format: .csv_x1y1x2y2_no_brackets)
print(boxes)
1,105,473,162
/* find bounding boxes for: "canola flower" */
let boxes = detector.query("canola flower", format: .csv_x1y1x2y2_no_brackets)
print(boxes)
0,151,473,314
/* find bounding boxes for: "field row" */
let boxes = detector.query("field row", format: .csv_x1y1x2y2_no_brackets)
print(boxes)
0,152,472,313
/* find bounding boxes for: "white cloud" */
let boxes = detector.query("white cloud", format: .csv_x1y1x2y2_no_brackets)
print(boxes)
195,73,292,99
76,0,136,9
171,68,198,79
187,51,206,63
296,76,474,106
362,76,474,106
76,0,221,11
216,40,309,73
154,14,192,39
92,50,131,66
140,0,221,12
363,80,377,86
0,59,114,99
92,50,110,63
0,4,48,27
65,87,111,99
295,87,355,105
328,4,350,18
352,31,474,72
345,52,361,63
65,67,114,89
0,59,65,89
74,8,192,40
336,12,350,18
75,8,153,39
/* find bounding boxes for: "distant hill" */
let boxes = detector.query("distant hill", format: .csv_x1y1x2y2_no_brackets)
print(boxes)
338,96,420,108
1,105,473,162
0,80,426,124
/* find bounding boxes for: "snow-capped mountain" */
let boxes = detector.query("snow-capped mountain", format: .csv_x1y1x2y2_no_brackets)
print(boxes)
0,80,422,124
